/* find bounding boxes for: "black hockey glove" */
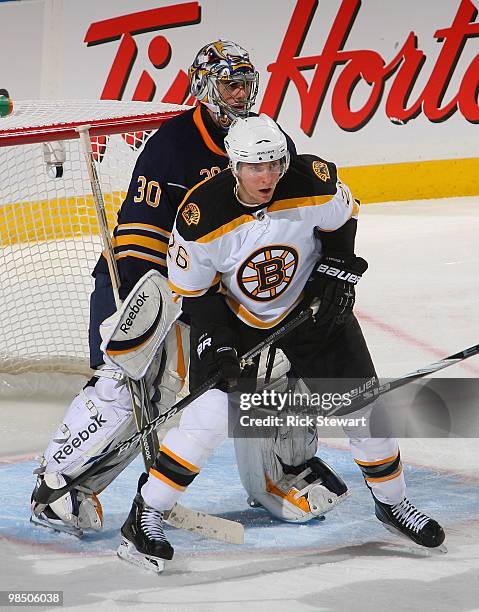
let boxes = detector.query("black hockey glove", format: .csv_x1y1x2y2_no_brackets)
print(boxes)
196,329,241,392
305,253,368,323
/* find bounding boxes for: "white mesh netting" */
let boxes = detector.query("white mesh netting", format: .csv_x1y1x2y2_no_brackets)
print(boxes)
0,99,190,138
0,100,188,376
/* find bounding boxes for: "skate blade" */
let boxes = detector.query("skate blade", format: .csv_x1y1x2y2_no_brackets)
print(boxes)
380,523,448,554
30,514,83,538
117,538,166,574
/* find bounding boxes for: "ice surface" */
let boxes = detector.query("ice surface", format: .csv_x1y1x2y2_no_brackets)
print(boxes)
1,197,479,611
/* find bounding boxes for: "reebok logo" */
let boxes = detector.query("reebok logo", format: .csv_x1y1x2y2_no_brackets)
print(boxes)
120,292,149,334
317,264,361,284
53,414,107,464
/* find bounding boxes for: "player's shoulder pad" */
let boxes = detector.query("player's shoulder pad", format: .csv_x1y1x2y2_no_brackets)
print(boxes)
273,154,337,202
292,153,338,191
175,169,238,242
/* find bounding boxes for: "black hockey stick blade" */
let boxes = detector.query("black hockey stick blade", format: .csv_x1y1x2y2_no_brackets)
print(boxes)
34,306,315,506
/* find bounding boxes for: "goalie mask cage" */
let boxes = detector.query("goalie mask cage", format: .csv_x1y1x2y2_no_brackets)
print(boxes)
0,99,189,377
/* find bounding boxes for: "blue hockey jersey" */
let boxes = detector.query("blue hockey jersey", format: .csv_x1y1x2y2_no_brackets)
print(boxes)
94,105,296,294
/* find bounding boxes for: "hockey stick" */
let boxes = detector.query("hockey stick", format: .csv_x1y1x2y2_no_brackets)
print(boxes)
258,342,479,419
77,128,223,539
330,341,479,417
77,127,159,469
34,305,316,506
36,334,479,508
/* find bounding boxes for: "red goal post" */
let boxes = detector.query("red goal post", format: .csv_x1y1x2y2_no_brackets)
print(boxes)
0,99,190,378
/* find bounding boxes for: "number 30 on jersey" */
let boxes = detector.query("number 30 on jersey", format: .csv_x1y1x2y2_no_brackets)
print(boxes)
133,175,161,207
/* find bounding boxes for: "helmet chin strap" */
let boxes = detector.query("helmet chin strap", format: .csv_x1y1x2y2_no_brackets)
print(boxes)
234,181,263,209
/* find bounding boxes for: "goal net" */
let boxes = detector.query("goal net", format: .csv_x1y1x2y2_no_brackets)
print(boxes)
0,99,189,378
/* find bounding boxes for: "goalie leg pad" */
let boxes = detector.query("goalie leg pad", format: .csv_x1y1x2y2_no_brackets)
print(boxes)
32,368,141,532
42,370,135,479
235,424,348,522
235,422,318,494
257,347,290,391
251,456,349,523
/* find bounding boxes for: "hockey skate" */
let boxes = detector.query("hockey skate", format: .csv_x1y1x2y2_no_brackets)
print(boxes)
31,474,103,538
373,493,446,551
117,475,174,574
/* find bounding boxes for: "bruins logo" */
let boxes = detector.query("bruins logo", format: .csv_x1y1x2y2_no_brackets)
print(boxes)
312,160,330,182
237,245,298,301
182,202,201,226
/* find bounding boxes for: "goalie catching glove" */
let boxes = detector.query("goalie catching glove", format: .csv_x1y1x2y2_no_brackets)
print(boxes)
305,252,368,323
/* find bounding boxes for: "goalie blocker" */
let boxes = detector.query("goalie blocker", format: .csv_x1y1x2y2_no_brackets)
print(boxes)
99,270,181,380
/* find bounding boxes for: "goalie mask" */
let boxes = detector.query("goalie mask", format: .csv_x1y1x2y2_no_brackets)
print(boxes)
189,40,259,127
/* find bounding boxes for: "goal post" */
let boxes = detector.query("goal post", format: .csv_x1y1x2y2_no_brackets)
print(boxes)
0,99,190,378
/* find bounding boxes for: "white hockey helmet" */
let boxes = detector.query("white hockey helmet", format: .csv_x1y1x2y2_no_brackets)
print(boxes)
188,40,259,125
225,114,290,177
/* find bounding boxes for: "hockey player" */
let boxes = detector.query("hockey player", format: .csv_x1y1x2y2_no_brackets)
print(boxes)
117,114,445,572
30,41,340,535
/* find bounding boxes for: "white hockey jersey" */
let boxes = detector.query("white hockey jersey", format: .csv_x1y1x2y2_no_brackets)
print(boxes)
168,154,359,329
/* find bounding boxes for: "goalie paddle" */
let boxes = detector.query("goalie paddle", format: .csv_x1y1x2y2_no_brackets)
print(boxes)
34,305,316,506
166,504,245,545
